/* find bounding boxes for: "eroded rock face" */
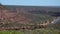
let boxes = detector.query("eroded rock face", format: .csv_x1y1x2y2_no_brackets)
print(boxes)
0,9,32,24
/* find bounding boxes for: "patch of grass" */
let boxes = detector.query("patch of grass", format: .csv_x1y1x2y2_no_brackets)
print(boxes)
0,29,59,34
0,30,24,34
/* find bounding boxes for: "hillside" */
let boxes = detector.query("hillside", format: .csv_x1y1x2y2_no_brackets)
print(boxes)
0,4,58,30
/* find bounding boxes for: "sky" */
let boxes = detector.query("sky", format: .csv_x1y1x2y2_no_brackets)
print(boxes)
0,0,60,6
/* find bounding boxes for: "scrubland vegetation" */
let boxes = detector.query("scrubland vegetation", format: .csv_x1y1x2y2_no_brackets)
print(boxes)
0,29,60,34
0,4,60,34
